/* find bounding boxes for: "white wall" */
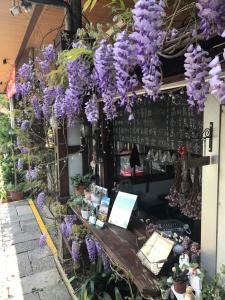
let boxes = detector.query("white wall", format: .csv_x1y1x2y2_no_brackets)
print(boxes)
217,106,225,272
201,95,221,277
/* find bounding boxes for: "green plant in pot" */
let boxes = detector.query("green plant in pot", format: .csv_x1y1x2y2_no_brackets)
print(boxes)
6,182,25,201
159,279,171,300
81,198,91,220
71,173,92,195
172,264,189,294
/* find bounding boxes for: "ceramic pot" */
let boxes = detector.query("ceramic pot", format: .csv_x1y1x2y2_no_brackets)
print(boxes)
8,191,23,202
75,185,85,195
81,209,90,220
160,288,170,300
173,281,186,294
173,243,184,255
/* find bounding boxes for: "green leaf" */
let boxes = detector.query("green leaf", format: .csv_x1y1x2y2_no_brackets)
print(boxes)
90,280,95,294
83,0,92,11
68,276,76,283
114,287,123,300
103,292,112,300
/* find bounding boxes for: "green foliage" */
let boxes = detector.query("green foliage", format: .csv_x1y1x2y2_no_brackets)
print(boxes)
83,0,98,12
51,202,67,218
201,265,225,300
71,173,92,188
159,279,171,290
172,264,189,283
71,224,88,240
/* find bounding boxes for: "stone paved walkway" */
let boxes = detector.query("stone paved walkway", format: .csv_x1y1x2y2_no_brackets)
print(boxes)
0,200,72,300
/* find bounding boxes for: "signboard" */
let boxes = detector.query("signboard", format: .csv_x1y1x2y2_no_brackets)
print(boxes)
108,191,137,229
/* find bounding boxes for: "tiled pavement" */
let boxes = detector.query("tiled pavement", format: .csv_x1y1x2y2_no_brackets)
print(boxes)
0,200,72,300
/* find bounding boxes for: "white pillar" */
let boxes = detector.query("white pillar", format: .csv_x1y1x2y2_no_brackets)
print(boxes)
201,95,221,277
216,105,225,273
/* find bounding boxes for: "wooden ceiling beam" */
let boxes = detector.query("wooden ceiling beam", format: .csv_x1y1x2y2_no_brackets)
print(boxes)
15,4,44,66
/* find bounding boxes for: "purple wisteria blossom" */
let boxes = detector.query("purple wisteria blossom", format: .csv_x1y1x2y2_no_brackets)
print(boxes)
16,62,34,99
20,147,29,154
85,95,99,124
85,235,97,263
113,31,138,120
42,87,63,120
71,240,81,264
184,44,210,111
209,55,225,104
25,167,38,181
37,191,45,210
32,95,42,120
60,222,70,239
64,215,77,235
17,158,24,171
42,44,56,63
53,87,65,119
39,234,47,249
64,56,91,127
94,240,110,272
21,120,29,131
94,40,117,120
130,0,165,99
196,0,225,39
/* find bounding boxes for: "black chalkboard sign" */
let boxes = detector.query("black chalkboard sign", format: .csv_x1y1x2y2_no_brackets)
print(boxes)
113,94,203,155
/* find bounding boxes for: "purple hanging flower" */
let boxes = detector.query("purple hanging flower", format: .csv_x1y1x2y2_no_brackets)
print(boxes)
196,0,225,39
21,120,29,131
61,222,70,239
20,147,29,154
16,62,34,99
95,240,103,257
17,158,24,170
94,40,117,120
42,44,56,63
102,251,110,272
85,95,99,124
64,215,77,235
71,240,81,263
39,234,47,249
184,44,210,111
26,167,38,181
113,31,138,119
209,55,225,104
85,236,97,263
129,0,165,99
32,95,42,120
37,191,45,210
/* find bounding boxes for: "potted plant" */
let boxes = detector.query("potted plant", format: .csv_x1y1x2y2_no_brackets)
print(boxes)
81,198,91,220
71,173,92,195
159,279,171,299
6,182,24,201
172,264,189,294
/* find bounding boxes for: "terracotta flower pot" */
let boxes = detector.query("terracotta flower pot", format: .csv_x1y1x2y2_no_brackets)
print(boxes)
173,281,186,294
8,191,23,202
75,185,85,195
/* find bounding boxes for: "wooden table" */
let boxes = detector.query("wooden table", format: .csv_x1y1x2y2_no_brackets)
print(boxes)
70,206,161,299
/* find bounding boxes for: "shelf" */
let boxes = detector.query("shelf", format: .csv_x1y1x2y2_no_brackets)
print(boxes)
70,205,161,299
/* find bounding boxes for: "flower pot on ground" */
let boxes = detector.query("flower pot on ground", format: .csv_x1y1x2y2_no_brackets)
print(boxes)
172,264,189,294
159,280,171,300
6,183,25,202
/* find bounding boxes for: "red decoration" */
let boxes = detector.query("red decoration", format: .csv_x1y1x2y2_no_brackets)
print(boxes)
6,65,16,99
177,145,187,156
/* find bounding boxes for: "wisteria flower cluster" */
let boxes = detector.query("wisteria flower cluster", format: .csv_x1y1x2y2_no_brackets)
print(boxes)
37,191,45,210
20,120,29,131
85,235,97,263
32,95,42,120
130,0,165,99
94,40,117,120
84,94,99,124
71,239,81,264
184,44,210,111
209,55,225,104
25,167,38,181
95,240,110,272
16,62,34,99
196,0,225,39
39,234,47,249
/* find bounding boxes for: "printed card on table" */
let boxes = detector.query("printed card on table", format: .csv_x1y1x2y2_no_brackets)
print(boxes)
108,191,137,229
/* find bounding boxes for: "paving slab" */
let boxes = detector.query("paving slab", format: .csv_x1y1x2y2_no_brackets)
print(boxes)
3,231,40,245
21,269,62,294
24,293,41,300
1,221,22,234
20,219,40,233
5,239,39,256
39,283,72,300
16,205,33,216
6,252,33,280
28,247,51,262
31,255,56,273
